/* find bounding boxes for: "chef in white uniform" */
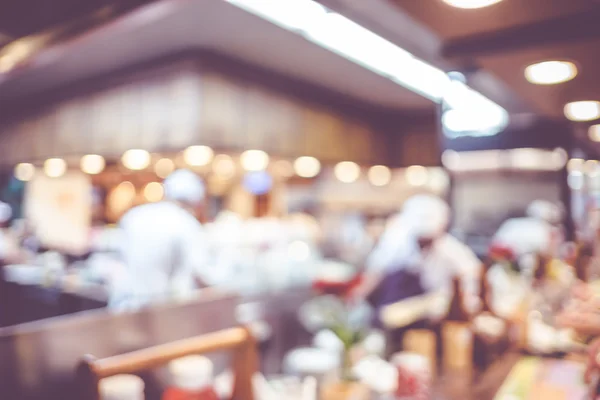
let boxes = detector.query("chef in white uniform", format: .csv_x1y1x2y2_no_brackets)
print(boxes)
352,195,481,326
109,170,212,311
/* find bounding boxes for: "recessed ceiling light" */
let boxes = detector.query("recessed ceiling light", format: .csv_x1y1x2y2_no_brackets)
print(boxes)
525,61,577,85
589,125,600,142
564,101,600,121
441,0,503,9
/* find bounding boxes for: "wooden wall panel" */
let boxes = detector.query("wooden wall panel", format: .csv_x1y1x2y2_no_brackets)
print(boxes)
116,85,142,152
245,87,274,151
199,74,245,149
0,65,403,168
265,93,301,157
91,90,119,156
56,100,84,156
399,128,440,167
139,81,169,153
0,124,18,164
346,121,373,165
168,72,202,149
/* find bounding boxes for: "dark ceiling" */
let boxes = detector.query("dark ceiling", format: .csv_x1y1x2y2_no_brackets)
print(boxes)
391,0,600,125
0,0,153,47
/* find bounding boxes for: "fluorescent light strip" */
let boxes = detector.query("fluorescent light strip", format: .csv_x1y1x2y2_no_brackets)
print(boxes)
226,0,507,117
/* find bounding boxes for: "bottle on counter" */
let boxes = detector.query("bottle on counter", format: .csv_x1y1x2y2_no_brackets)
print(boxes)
163,355,219,400
442,276,473,374
532,253,550,288
99,374,145,400
575,242,593,282
472,262,508,368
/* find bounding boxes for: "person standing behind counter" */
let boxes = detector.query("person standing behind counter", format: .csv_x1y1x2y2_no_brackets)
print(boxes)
109,170,213,311
350,195,481,327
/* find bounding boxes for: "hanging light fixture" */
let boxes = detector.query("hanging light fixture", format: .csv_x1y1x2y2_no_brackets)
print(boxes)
334,161,360,183
405,165,429,186
294,156,321,178
183,145,214,167
368,165,391,186
14,163,35,181
80,154,105,175
122,149,151,170
240,150,269,171
44,158,67,178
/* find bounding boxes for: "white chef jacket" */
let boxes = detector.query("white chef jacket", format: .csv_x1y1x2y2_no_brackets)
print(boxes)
110,202,211,310
366,225,481,309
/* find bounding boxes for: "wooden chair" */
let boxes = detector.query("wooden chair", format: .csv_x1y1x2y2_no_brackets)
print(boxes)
77,326,258,400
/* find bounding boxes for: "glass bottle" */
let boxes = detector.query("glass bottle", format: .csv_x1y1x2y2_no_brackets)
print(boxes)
442,276,473,374
162,356,219,400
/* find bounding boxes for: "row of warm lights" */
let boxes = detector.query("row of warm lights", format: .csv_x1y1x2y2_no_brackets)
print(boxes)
12,147,399,187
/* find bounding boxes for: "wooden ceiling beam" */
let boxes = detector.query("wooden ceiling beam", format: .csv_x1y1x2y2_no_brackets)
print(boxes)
442,7,600,58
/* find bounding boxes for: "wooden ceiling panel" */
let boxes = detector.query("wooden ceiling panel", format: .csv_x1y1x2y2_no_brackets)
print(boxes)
476,39,600,118
391,0,597,40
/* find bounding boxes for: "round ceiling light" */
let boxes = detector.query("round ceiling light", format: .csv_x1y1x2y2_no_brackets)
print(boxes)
368,165,392,186
183,145,214,167
334,161,360,183
80,154,105,175
564,101,600,121
589,125,600,142
240,150,269,171
294,156,321,178
441,0,503,9
14,163,35,181
525,61,577,85
44,158,67,178
122,149,151,171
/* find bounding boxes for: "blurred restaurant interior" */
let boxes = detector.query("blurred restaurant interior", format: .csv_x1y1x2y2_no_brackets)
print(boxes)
2,0,600,399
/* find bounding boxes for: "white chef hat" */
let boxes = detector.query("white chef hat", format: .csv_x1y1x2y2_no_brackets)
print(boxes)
401,195,450,238
0,202,12,224
163,169,206,206
493,217,552,256
526,200,562,225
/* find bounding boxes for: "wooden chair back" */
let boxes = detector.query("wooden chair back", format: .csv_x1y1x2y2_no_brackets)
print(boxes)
77,326,257,400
